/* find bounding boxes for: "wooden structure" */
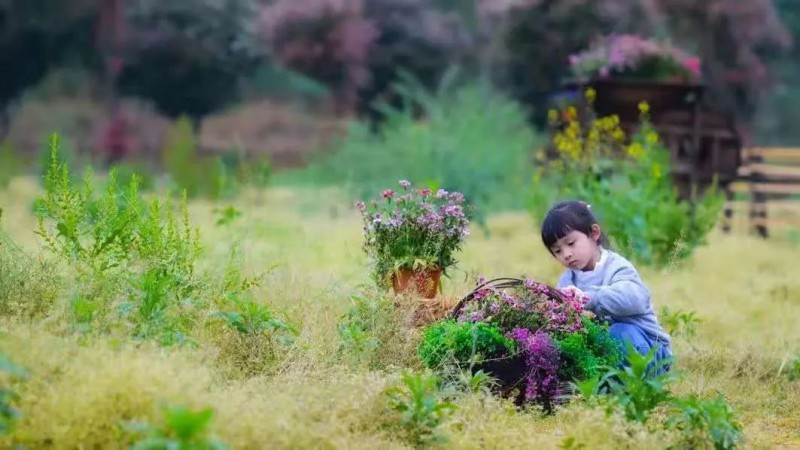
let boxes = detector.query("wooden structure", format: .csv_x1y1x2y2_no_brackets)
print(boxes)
554,78,743,202
546,78,745,236
730,147,800,238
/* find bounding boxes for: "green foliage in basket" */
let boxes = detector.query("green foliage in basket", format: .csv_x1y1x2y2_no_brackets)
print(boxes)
417,319,516,370
555,316,622,382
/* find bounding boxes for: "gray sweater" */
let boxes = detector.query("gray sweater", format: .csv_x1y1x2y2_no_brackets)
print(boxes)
556,249,671,345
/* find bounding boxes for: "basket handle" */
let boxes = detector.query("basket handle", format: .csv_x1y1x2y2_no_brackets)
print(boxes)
449,277,567,320
449,277,525,319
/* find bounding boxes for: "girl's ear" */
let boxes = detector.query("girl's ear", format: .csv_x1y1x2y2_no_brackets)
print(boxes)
590,224,602,243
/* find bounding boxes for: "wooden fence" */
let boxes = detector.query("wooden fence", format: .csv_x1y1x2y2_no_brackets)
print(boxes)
725,147,800,237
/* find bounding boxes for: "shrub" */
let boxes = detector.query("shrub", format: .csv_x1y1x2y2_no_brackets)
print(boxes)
118,0,264,126
322,76,540,226
530,93,724,267
259,0,377,112
34,133,202,342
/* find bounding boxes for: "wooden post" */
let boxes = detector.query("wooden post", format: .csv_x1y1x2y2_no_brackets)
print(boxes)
721,184,734,233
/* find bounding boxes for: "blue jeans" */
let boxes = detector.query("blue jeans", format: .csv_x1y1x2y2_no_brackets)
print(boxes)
609,322,672,376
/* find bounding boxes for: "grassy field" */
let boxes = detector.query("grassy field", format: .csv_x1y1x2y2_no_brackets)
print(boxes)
0,174,799,449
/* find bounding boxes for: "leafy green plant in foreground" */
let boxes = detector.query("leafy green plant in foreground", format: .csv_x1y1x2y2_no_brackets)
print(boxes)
384,370,456,447
574,344,744,449
0,353,28,435
125,403,227,450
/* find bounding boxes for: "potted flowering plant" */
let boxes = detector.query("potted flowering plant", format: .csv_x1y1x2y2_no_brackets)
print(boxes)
357,180,472,298
569,34,701,83
418,277,621,411
561,34,704,122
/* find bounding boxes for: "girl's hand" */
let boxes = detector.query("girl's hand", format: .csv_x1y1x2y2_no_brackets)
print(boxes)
560,285,585,297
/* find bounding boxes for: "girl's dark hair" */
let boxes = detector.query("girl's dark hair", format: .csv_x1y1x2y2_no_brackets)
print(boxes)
540,200,610,251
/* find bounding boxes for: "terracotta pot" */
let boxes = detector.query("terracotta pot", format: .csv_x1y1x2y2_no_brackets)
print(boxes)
391,267,442,298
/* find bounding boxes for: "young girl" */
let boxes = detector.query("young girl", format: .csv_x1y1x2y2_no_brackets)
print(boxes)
541,200,672,374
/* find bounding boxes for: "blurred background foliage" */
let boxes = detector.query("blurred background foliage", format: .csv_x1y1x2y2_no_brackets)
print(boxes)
0,0,799,202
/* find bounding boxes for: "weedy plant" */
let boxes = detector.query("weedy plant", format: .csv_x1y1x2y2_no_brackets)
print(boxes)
0,227,60,320
124,403,227,450
34,133,201,343
383,370,456,448
33,133,295,353
574,344,744,449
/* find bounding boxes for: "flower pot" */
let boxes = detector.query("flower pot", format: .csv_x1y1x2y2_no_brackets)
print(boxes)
391,267,442,299
561,78,704,123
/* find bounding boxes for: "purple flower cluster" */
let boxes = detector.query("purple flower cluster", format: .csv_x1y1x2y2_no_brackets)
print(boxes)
458,277,589,334
357,180,471,237
507,327,560,404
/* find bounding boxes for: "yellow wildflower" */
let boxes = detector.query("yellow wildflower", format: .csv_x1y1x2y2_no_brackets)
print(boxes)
627,142,643,158
652,163,662,179
638,101,650,115
547,109,559,123
585,88,596,103
646,131,659,144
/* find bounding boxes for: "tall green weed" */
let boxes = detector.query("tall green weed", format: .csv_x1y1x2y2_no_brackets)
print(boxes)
34,133,293,351
35,133,201,342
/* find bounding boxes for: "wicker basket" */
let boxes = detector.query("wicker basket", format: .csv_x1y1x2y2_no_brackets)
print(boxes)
449,277,578,409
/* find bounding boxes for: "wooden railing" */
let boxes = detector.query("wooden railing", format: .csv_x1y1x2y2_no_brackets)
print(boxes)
726,147,800,238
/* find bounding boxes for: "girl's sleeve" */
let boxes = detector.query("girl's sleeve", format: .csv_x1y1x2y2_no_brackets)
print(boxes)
583,265,651,316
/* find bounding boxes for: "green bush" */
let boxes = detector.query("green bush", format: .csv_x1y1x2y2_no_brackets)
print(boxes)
35,134,202,342
320,72,541,226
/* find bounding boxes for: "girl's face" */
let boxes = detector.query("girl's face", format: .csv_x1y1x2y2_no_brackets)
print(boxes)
548,224,602,271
